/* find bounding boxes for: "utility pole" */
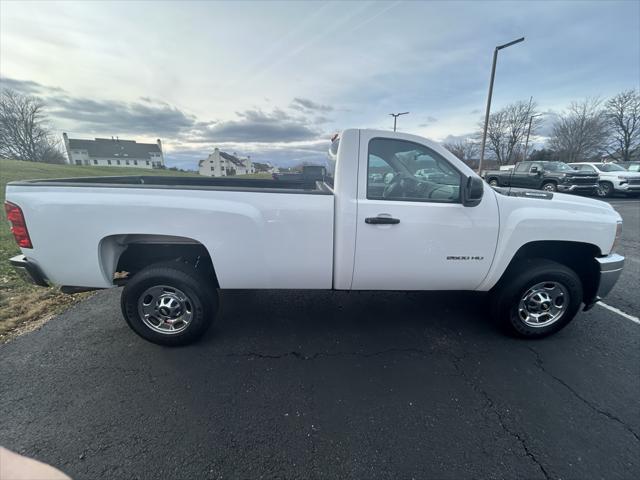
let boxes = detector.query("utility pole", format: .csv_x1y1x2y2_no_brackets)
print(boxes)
523,113,543,162
389,112,409,132
478,37,525,174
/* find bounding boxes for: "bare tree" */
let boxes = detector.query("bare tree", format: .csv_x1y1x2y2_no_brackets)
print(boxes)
480,99,539,165
443,138,479,161
549,98,607,163
0,89,65,163
604,89,640,162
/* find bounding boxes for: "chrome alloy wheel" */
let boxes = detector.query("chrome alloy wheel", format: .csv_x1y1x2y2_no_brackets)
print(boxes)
518,281,569,328
138,285,194,334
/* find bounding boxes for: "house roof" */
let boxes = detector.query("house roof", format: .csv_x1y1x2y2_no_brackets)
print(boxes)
199,149,250,168
219,151,246,167
67,137,161,160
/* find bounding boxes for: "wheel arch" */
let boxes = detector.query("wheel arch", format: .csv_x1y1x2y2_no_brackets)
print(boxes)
99,234,219,288
494,240,601,304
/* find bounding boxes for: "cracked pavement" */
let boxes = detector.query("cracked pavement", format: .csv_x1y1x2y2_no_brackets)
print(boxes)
1,198,639,479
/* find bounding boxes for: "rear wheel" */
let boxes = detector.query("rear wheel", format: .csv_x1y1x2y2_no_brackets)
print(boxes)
488,178,499,187
121,261,218,346
491,259,583,338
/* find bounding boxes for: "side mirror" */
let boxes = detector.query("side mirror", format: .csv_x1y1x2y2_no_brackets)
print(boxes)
530,166,539,174
463,176,484,207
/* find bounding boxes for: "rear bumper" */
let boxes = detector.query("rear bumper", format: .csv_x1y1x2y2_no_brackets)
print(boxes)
584,253,625,310
9,255,49,287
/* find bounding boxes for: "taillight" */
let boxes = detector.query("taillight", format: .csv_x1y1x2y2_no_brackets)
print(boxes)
4,201,33,248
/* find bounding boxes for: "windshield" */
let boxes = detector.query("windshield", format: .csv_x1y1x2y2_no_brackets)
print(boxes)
545,162,575,172
595,163,626,172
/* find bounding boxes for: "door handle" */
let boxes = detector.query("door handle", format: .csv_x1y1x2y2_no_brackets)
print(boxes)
365,216,400,225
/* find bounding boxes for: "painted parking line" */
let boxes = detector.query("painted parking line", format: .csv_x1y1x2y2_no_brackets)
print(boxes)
597,302,640,325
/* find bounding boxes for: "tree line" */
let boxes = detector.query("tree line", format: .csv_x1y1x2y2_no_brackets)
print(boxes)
443,89,640,165
0,89,66,163
2,86,639,166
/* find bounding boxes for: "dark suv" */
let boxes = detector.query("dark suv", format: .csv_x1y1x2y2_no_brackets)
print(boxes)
484,161,599,193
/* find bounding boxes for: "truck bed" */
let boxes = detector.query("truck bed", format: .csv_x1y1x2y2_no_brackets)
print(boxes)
6,177,335,289
10,175,334,195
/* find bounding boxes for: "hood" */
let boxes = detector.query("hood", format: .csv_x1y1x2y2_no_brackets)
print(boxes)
492,186,619,217
546,191,618,215
617,171,640,178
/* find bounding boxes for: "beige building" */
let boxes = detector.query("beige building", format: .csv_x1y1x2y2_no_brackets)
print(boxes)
198,148,255,177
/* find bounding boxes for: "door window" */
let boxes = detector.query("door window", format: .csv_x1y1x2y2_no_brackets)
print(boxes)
367,138,461,203
515,162,530,173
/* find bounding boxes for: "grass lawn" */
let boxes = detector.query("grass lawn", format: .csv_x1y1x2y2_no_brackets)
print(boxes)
0,158,270,339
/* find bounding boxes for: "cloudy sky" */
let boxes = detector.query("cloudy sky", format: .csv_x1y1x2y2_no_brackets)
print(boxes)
1,0,638,169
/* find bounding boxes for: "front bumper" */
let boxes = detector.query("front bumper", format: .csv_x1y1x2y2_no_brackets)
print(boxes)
595,253,625,298
616,183,640,192
557,183,598,192
584,253,625,310
9,255,49,287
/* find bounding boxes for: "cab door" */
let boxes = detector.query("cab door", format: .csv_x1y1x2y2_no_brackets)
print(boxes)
351,132,500,291
509,162,532,187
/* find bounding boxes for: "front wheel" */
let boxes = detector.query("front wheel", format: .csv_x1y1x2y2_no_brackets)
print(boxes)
491,259,583,338
597,181,614,198
121,261,218,346
542,181,557,192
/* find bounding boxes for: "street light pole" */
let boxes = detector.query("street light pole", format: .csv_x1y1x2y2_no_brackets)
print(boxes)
478,37,525,174
389,112,409,132
523,113,543,162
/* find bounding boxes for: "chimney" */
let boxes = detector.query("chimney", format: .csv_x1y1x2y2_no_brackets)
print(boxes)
111,136,114,141
156,138,162,152
62,133,71,164
116,136,119,142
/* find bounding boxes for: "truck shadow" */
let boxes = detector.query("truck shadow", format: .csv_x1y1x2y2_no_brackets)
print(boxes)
200,289,501,346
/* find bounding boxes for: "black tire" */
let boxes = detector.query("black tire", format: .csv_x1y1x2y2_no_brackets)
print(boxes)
598,181,614,198
121,260,218,346
491,259,583,338
541,181,557,192
488,178,499,187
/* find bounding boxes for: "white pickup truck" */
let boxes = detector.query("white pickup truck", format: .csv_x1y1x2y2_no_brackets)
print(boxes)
5,129,624,345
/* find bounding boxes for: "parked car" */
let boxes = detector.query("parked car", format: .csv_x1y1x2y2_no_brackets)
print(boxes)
569,162,640,197
484,161,599,193
620,161,640,172
5,129,624,345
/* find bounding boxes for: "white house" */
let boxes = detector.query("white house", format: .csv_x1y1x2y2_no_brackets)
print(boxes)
198,148,255,177
63,133,165,169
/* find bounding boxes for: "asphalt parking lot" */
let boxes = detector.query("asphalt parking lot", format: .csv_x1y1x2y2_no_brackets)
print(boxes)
1,198,638,480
